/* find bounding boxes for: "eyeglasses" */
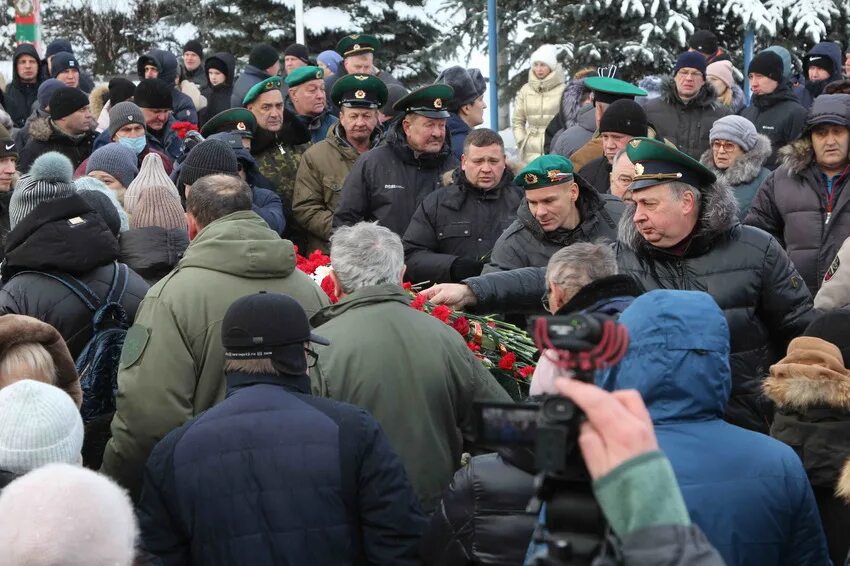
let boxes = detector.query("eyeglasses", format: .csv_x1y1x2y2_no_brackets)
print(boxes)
676,70,703,79
541,292,551,313
711,141,738,153
305,347,318,369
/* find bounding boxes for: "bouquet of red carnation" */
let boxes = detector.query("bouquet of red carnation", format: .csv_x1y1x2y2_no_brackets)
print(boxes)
171,121,199,139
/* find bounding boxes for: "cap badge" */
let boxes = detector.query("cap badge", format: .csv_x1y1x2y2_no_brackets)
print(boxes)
236,121,247,131
352,44,361,51
351,34,360,39
354,90,366,99
524,173,539,185
265,81,275,90
354,75,368,81
315,70,322,78
434,98,443,109
634,163,645,176
547,169,561,182
629,139,641,148
128,115,133,120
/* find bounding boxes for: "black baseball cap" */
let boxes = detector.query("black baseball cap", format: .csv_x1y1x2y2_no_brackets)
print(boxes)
222,292,329,372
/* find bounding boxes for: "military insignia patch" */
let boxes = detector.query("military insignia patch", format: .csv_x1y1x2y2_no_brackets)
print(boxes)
354,90,366,99
634,163,645,176
825,255,841,282
315,70,322,78
434,98,443,109
524,173,538,184
352,44,361,51
236,121,246,131
629,139,641,148
351,34,360,39
547,170,561,182
265,81,275,90
355,75,368,81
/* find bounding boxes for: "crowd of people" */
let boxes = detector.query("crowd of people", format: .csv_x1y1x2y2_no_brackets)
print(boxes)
0,25,849,565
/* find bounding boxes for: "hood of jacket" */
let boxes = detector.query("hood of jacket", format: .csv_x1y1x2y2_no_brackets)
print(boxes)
119,226,189,282
659,76,722,110
3,194,119,279
12,44,39,83
204,52,236,86
618,175,739,255
763,336,850,411
560,79,590,129
700,133,772,186
384,115,453,169
138,49,179,86
526,66,565,94
777,136,816,176
516,176,611,245
597,289,732,424
730,83,746,111
311,283,409,327
804,41,844,97
576,104,596,133
750,81,799,110
177,210,296,278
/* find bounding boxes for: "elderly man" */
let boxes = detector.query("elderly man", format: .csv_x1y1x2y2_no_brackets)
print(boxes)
403,128,523,283
745,94,850,295
101,174,328,499
644,52,730,158
334,84,459,236
293,74,386,252
133,79,183,160
324,34,403,112
483,154,623,272
284,66,338,143
578,99,648,193
311,222,511,513
609,148,635,199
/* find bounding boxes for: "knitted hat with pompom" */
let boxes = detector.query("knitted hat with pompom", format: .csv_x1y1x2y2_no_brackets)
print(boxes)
10,152,76,229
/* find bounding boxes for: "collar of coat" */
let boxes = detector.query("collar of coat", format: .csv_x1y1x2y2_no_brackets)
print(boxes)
517,178,611,245
311,283,409,327
30,115,93,143
556,274,643,316
439,168,516,210
385,115,453,168
659,76,722,110
333,120,380,154
700,133,772,186
763,336,850,411
225,371,312,396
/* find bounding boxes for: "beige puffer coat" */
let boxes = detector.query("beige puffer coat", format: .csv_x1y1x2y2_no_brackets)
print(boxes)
511,67,565,163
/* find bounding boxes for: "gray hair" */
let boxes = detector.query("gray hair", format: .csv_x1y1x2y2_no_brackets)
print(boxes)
330,222,405,293
612,147,630,164
667,181,702,205
546,242,618,292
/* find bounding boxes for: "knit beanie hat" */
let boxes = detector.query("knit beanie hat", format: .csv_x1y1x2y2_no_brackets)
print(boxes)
85,143,138,189
183,39,203,58
0,380,84,474
75,176,129,233
50,52,79,78
673,51,707,77
108,101,146,139
748,51,784,84
709,115,759,152
37,79,65,110
803,309,850,366
599,99,648,137
10,152,76,229
77,188,122,236
706,60,734,89
124,152,179,216
688,30,718,55
805,52,836,76
108,77,136,106
530,44,558,71
317,50,343,75
49,87,89,121
764,46,793,80
131,182,186,231
206,57,229,76
0,125,17,160
134,78,172,110
284,43,310,65
177,139,238,195
250,43,280,70
45,38,73,59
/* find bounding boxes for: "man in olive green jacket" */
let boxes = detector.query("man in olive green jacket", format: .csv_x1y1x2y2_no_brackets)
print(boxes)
312,222,512,513
101,174,329,499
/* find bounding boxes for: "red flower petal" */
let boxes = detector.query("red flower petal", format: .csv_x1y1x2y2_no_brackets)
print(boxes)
432,305,453,323
452,316,470,338
411,294,427,311
320,275,338,303
498,352,517,370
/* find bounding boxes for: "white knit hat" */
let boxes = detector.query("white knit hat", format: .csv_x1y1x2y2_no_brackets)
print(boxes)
530,44,559,71
0,380,84,474
123,152,179,216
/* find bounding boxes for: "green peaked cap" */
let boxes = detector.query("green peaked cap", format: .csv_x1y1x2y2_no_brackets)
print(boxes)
626,137,716,191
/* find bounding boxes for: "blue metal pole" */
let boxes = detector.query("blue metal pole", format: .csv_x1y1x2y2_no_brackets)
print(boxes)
487,0,498,129
743,28,755,106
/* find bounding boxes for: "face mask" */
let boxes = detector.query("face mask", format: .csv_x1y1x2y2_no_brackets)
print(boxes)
118,134,146,155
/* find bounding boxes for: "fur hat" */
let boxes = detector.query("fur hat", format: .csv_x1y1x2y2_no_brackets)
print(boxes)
131,182,186,231
10,152,76,229
599,99,648,137
436,66,487,110
123,152,179,216
529,44,558,71
74,176,130,233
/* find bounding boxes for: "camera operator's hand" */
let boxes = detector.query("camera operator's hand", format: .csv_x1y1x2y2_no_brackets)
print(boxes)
420,283,478,309
556,379,658,480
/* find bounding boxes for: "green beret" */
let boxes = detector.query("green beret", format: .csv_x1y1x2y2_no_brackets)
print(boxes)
285,65,324,88
626,137,716,191
584,76,647,105
332,74,388,109
393,84,454,119
336,34,381,58
200,108,257,138
243,76,283,106
515,155,576,190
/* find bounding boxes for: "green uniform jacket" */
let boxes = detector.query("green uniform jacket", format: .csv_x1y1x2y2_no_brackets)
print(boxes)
101,212,329,498
292,122,361,253
310,284,512,512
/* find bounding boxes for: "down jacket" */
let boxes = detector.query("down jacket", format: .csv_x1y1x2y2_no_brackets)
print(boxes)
616,176,815,433
598,290,829,566
700,132,772,219
644,78,730,159
17,116,96,173
512,67,566,164
118,227,189,285
745,132,850,295
738,82,807,169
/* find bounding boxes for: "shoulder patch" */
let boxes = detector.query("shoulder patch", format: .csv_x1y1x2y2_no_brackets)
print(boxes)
120,325,150,369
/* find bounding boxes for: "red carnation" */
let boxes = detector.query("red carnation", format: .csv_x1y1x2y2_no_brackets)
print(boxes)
432,304,453,323
498,352,517,370
402,282,413,290
308,250,331,266
411,294,427,311
517,365,535,379
171,121,199,139
467,341,481,352
452,316,470,338
487,321,497,329
320,275,338,303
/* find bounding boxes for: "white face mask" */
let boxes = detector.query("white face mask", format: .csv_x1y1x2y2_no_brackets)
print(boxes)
118,134,146,155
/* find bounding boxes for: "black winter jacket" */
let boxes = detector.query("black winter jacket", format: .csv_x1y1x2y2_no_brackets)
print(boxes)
579,155,612,193
137,49,198,124
483,180,623,273
17,116,96,173
745,136,850,295
644,78,730,159
402,169,523,283
616,178,815,433
738,83,807,169
4,44,41,128
119,227,189,285
138,372,426,566
334,117,459,236
0,194,149,358
199,53,235,126
421,448,537,565
231,64,271,108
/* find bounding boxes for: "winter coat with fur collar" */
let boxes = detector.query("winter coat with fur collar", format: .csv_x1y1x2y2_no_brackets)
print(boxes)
745,135,850,295
17,116,96,173
700,132,772,219
615,177,815,433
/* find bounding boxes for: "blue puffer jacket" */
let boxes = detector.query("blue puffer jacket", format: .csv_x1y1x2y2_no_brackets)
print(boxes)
138,372,426,565
598,290,830,566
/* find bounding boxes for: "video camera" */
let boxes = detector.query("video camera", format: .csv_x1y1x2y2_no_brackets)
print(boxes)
475,313,629,565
